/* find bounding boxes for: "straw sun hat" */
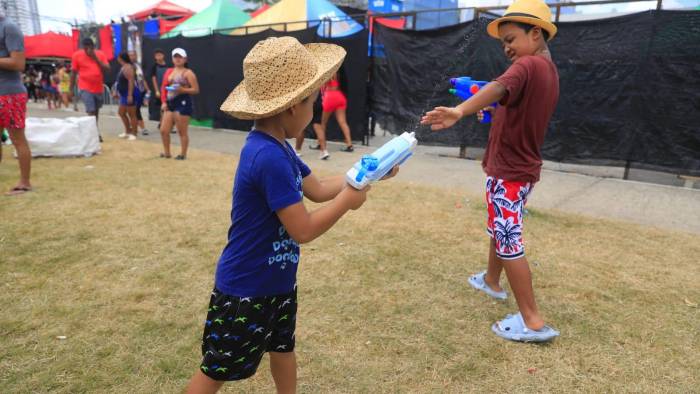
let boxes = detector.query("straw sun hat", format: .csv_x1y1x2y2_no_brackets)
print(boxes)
487,0,558,41
221,37,346,120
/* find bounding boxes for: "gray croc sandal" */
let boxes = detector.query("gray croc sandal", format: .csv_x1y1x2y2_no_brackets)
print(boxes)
468,271,508,300
492,312,559,343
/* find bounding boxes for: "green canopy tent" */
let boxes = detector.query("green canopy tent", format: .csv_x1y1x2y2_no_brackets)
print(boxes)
161,0,251,38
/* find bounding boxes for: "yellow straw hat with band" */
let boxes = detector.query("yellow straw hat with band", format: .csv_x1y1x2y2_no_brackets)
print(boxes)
487,0,558,41
221,37,346,120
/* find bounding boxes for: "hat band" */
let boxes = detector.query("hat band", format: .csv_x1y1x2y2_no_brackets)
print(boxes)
502,12,544,20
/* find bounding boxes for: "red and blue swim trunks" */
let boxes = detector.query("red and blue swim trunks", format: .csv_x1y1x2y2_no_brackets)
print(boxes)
485,176,533,260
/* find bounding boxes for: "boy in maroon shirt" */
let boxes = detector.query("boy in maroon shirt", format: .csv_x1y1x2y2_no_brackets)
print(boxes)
421,0,560,342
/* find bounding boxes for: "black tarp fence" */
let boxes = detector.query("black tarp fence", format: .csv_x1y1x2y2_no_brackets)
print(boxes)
372,10,700,176
142,28,368,142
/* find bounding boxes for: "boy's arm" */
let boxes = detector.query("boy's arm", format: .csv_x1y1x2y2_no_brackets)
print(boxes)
276,186,368,244
303,166,400,203
455,82,506,118
302,174,346,203
421,82,506,131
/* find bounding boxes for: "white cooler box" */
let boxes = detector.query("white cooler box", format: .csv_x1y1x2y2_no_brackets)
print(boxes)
24,116,101,157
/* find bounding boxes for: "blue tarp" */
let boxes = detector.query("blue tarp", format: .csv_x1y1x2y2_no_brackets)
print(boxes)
144,20,160,38
308,0,364,37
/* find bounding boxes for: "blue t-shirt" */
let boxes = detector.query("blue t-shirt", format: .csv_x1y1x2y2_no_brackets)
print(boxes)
215,130,311,297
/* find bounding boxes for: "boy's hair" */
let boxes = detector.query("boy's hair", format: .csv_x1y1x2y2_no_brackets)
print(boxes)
154,48,165,55
500,21,550,42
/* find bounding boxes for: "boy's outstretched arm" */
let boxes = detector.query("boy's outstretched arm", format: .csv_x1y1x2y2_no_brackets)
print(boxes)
421,82,506,131
302,167,400,203
277,185,369,244
302,174,347,203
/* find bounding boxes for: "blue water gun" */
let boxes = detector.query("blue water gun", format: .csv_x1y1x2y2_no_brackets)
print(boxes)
448,77,497,123
346,132,417,189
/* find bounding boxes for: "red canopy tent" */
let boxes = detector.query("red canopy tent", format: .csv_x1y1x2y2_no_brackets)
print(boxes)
129,0,194,21
25,32,74,59
129,1,194,35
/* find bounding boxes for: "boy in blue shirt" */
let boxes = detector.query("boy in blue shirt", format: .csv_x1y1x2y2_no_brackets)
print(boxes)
186,37,397,393
422,0,560,342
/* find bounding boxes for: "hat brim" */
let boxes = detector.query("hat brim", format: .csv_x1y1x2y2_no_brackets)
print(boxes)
220,44,346,120
487,16,557,41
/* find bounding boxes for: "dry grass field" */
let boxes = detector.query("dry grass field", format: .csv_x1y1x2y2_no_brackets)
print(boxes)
1,139,698,393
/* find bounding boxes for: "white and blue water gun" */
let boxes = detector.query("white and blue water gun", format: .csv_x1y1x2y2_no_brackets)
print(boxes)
346,132,417,189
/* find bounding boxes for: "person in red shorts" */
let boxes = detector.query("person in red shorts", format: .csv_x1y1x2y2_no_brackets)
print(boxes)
0,13,31,196
310,70,354,160
422,0,560,342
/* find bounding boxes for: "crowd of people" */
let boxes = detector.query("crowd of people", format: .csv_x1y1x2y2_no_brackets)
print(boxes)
7,36,359,169
1,28,209,194
21,63,72,110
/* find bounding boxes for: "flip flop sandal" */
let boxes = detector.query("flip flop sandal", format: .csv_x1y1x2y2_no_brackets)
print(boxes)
175,155,186,160
491,312,560,343
468,271,508,300
6,186,32,196
159,153,171,158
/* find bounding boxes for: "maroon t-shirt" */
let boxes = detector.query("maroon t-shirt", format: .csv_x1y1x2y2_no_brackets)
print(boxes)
482,55,559,183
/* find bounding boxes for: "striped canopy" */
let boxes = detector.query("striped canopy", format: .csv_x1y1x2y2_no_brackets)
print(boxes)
231,0,364,37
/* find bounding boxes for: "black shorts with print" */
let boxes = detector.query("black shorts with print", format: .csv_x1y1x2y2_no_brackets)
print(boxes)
199,287,297,381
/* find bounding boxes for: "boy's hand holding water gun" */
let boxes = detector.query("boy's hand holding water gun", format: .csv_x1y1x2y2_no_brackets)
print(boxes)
345,132,415,189
420,81,506,131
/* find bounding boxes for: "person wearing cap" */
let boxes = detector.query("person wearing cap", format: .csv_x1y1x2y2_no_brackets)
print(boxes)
421,0,560,343
185,37,398,393
159,48,199,160
71,38,110,142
